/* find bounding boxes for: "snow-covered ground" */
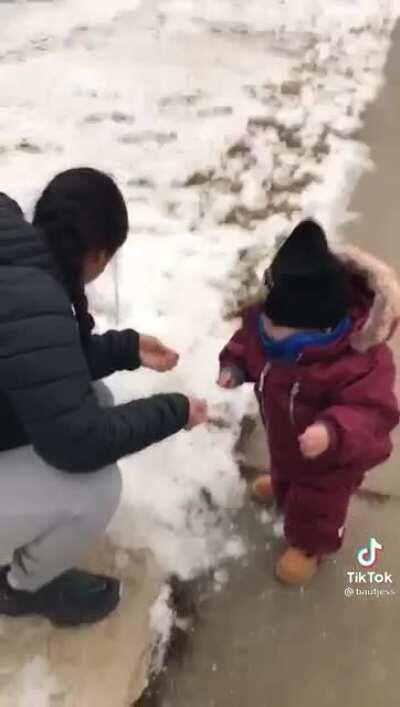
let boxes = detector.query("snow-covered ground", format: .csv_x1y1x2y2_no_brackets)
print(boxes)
0,0,399,701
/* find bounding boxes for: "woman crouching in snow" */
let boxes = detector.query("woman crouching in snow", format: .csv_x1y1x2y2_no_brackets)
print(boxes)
218,219,400,586
0,168,208,626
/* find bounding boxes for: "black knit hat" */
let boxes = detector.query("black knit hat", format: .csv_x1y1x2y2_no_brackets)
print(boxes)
263,219,351,329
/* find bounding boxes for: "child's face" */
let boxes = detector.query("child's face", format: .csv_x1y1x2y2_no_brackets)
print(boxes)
262,315,324,341
262,316,298,341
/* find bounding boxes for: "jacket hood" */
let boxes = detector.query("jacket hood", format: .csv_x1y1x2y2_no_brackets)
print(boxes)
0,193,54,273
334,244,400,352
248,242,400,355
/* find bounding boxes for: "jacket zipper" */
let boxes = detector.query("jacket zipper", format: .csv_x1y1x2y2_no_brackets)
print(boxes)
289,382,300,428
258,362,271,423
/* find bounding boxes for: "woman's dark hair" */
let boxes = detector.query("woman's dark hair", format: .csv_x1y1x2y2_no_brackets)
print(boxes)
33,167,129,337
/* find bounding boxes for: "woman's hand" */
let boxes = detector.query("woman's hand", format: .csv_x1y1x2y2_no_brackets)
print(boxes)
139,335,179,372
298,423,330,459
217,367,243,389
186,398,208,429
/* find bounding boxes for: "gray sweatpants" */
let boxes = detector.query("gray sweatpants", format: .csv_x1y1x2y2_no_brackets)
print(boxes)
0,385,122,592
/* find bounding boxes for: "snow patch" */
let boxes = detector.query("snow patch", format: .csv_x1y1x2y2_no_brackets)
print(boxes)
214,568,230,593
272,518,285,539
149,584,176,677
259,510,273,525
6,657,61,707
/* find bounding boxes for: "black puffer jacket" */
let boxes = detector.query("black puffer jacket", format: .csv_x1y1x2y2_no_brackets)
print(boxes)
0,194,189,472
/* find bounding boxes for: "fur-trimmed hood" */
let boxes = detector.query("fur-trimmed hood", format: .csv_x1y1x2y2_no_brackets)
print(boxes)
248,244,400,353
333,245,400,352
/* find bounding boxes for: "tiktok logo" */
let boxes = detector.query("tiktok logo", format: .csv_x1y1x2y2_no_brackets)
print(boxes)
357,537,383,568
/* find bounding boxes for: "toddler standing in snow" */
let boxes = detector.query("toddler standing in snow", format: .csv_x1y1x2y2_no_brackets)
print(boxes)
218,220,400,585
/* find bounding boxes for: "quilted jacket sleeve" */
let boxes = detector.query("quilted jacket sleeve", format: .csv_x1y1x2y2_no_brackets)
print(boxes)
0,273,189,473
82,329,141,380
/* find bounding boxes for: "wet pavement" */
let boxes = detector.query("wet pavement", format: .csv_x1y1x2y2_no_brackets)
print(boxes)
146,492,400,707
0,542,161,707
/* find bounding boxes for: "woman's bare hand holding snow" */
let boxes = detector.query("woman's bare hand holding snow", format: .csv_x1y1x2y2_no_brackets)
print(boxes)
186,398,209,429
139,335,179,372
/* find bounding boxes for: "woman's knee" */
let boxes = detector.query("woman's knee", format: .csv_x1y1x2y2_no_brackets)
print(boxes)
100,464,123,517
81,465,123,528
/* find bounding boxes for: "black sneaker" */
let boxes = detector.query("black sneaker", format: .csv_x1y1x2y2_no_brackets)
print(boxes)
0,567,121,627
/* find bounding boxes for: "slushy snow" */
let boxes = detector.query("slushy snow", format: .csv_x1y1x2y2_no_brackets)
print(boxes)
0,0,398,697
148,584,175,677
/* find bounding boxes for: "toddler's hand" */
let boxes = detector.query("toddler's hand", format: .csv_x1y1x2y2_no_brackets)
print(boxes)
186,397,209,429
217,368,242,389
299,423,330,459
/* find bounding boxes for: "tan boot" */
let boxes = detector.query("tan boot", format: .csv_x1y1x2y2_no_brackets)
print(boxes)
251,474,274,504
276,547,319,586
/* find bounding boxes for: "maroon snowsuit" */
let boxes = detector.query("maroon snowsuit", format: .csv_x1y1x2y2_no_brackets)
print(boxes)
220,275,399,555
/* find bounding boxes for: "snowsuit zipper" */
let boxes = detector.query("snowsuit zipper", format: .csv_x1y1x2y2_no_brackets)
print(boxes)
289,381,300,428
258,362,271,423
